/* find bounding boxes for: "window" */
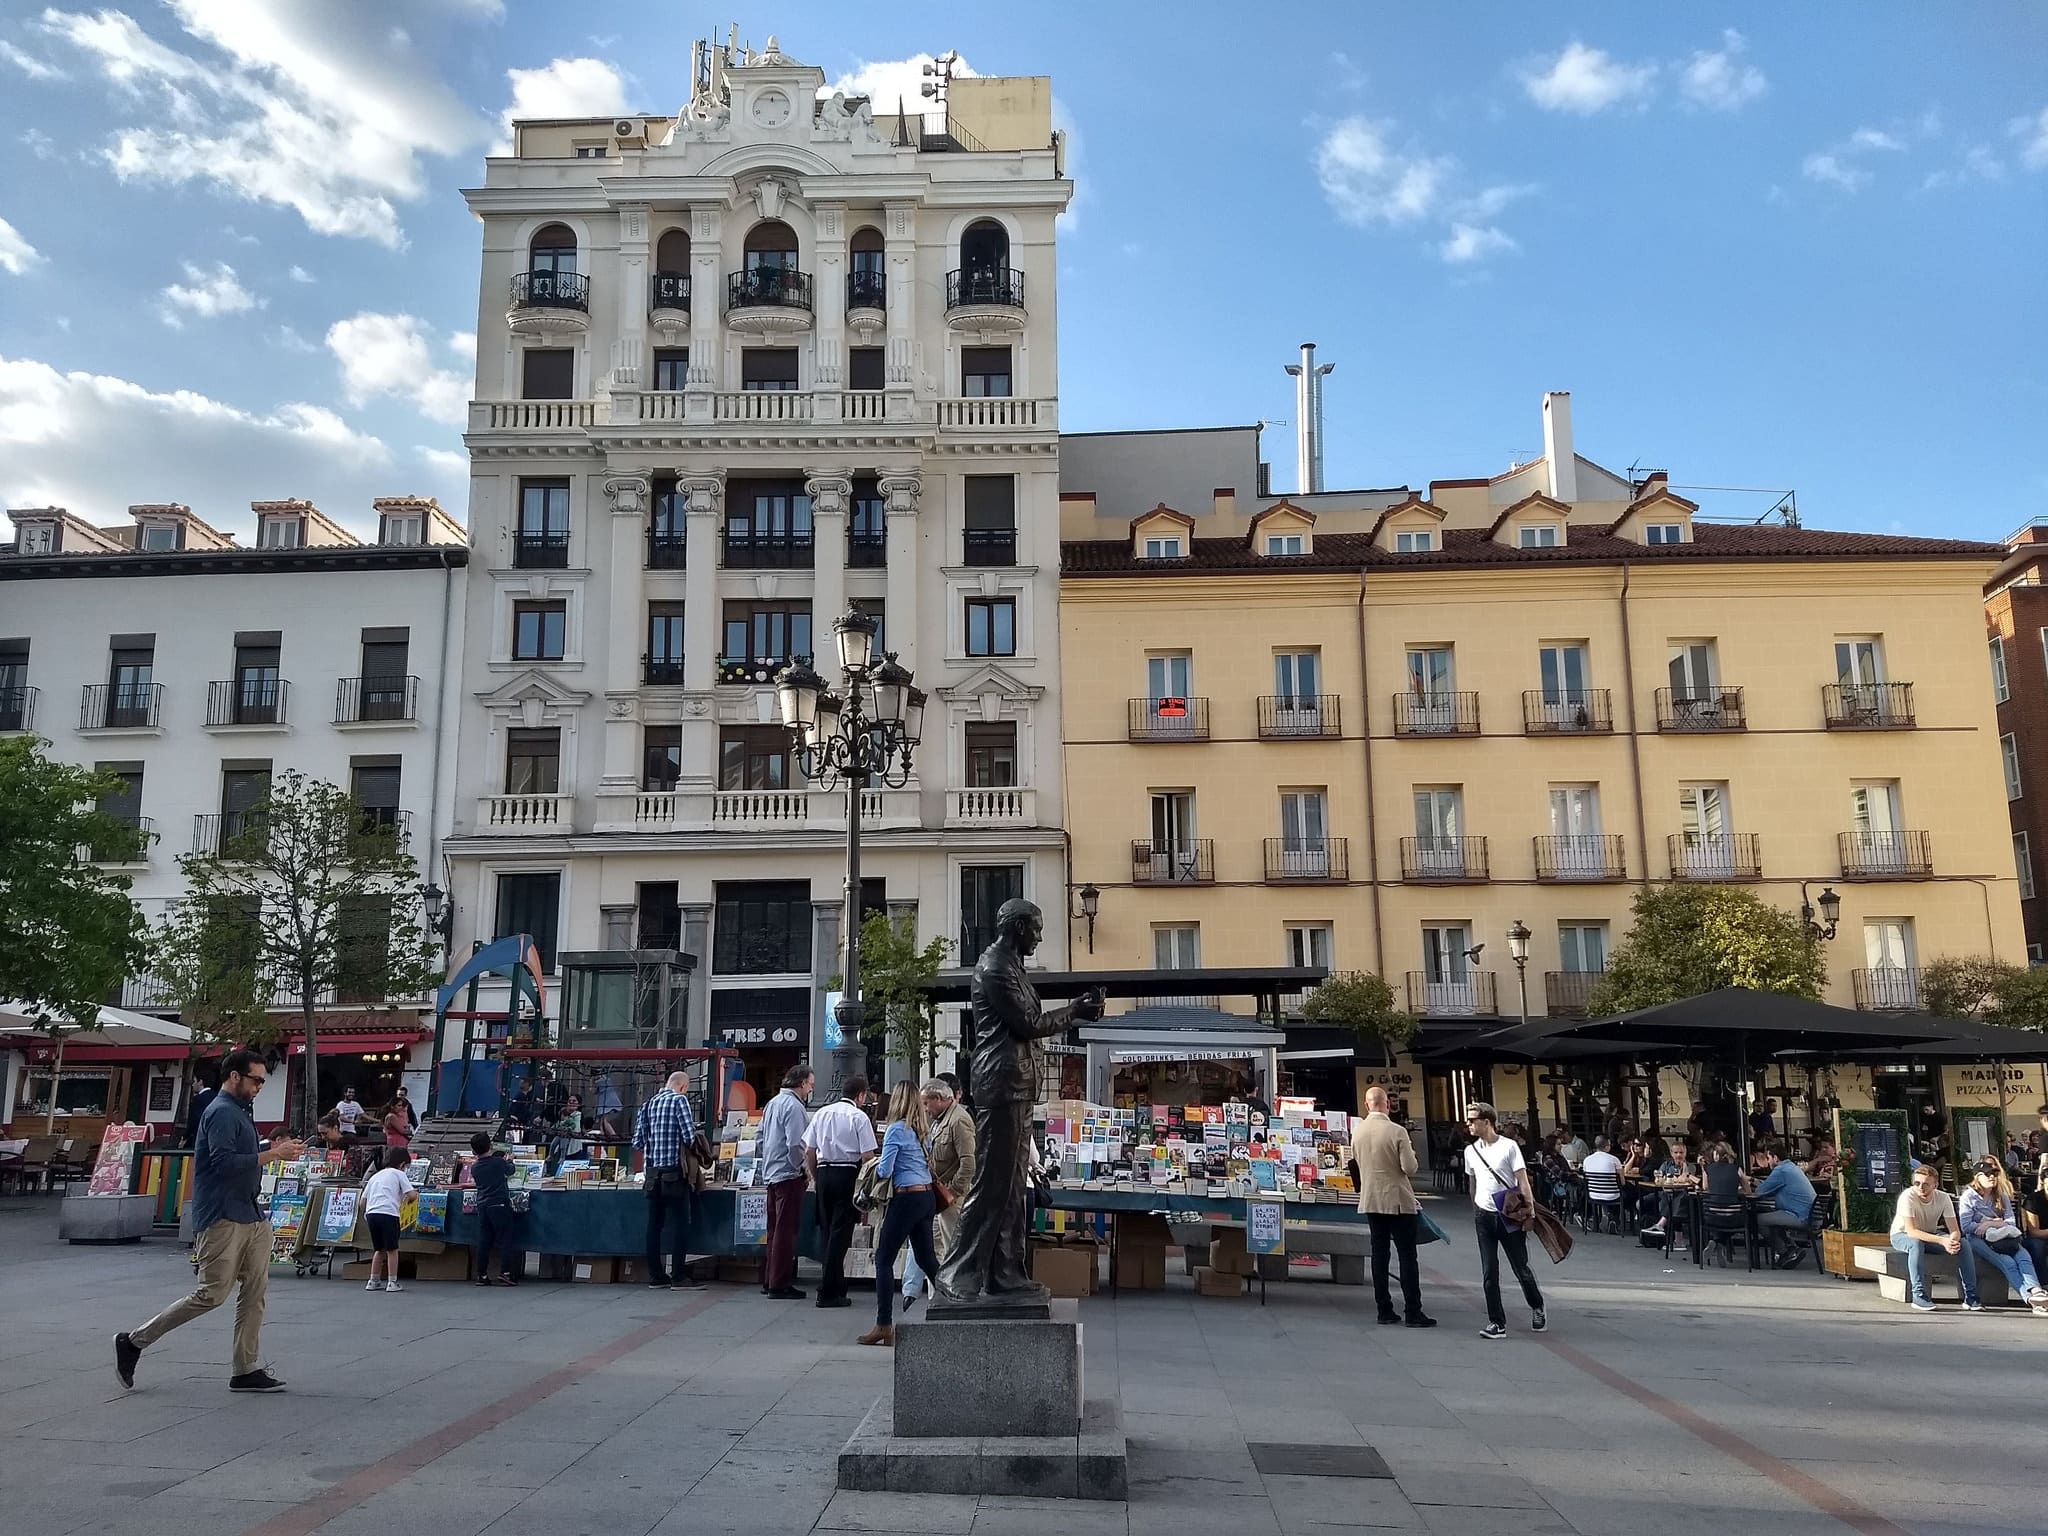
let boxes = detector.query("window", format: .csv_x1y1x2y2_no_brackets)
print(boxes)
522,348,574,400
1420,925,1474,1011
1558,923,1608,973
848,478,885,565
648,479,685,568
1675,783,1728,869
646,602,685,681
1393,530,1434,553
724,479,813,567
741,348,799,391
849,228,885,308
965,722,1018,788
643,725,681,791
1284,924,1332,973
960,865,1024,956
19,524,55,554
1518,524,1560,548
852,597,886,657
96,762,144,829
848,347,885,390
720,726,792,790
516,479,570,567
1142,536,1183,560
529,225,578,275
1667,640,1717,699
722,601,810,665
139,523,181,551
965,597,1016,657
1645,523,1685,545
2017,832,2035,901
1274,650,1320,702
1991,636,2010,703
743,221,798,270
1835,637,1885,686
1265,533,1305,556
230,634,282,723
2004,733,2022,800
1412,787,1463,874
512,601,567,661
1538,643,1590,704
1862,918,1917,1009
0,640,24,731
505,729,560,795
653,349,689,391
350,758,402,830
963,475,1017,566
108,641,155,726
1145,790,1198,881
713,880,812,975
637,881,682,949
1148,652,1192,703
335,894,393,1003
359,631,410,719
1153,924,1200,972
962,346,1012,398
220,766,270,838
257,518,302,549
496,872,562,971
1552,784,1608,876
572,144,607,159
378,512,422,546
1279,789,1330,874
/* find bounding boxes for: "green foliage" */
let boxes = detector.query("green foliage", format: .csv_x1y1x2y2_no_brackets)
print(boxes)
1834,1107,1911,1234
850,910,953,1075
1588,883,1826,1016
1921,955,2048,1031
0,737,149,1027
152,771,439,1122
1302,971,1416,1051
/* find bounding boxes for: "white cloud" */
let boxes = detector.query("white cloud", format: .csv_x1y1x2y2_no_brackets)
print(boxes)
0,215,41,275
1801,152,1870,192
448,331,477,361
325,311,469,426
20,127,57,160
496,56,630,153
158,260,261,326
1452,183,1539,221
39,1,488,246
273,325,319,354
1679,29,1765,112
0,39,66,79
1801,120,1919,193
1315,117,1450,226
288,264,314,283
826,52,978,124
1849,127,1905,153
2013,106,2048,170
0,353,418,535
1922,144,2007,190
417,446,468,475
1521,41,1657,115
1440,224,1519,264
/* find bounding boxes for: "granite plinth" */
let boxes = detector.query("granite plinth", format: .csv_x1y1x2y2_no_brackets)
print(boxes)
924,1293,1052,1320
838,1393,1128,1501
58,1193,154,1243
893,1300,1081,1439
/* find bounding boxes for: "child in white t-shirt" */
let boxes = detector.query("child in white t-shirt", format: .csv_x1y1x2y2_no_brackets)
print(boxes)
362,1148,416,1293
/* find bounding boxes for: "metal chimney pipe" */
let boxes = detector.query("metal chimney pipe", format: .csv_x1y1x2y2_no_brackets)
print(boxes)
1283,342,1334,494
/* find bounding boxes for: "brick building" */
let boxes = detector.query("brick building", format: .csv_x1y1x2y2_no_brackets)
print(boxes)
1985,524,2048,959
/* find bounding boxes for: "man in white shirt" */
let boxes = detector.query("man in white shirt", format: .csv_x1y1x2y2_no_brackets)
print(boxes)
803,1076,877,1310
757,1064,814,1300
1463,1103,1547,1340
1578,1136,1624,1233
335,1088,363,1136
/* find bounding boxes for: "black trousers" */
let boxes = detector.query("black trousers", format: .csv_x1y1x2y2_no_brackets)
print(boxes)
813,1165,860,1302
645,1177,694,1281
936,1097,1033,1299
476,1203,520,1280
874,1189,939,1326
1473,1210,1544,1327
1366,1211,1424,1321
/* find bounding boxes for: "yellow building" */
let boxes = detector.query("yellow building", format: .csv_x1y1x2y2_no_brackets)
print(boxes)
1057,397,2022,1123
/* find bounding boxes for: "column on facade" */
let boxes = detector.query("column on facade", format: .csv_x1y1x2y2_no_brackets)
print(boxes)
807,470,851,648
883,200,916,390
682,903,712,1045
612,203,650,395
687,204,723,390
677,469,724,800
880,469,923,676
812,202,848,392
601,903,636,950
598,474,651,796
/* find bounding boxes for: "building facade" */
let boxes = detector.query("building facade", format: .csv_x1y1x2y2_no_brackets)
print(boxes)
1984,525,2048,960
442,36,1072,1098
1,498,467,1132
1059,395,2024,1121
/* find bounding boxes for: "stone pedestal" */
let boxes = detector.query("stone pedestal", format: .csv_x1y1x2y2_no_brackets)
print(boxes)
59,1193,154,1243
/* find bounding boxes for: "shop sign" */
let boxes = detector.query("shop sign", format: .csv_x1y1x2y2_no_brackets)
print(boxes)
1109,1049,1253,1064
719,1025,802,1047
736,1188,769,1247
1940,1063,2046,1108
823,990,844,1050
1247,1199,1285,1255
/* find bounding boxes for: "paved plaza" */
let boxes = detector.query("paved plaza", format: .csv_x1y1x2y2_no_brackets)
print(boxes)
0,1196,2038,1536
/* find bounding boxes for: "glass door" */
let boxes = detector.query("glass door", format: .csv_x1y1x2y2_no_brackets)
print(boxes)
1549,786,1603,877
1405,647,1455,732
1863,919,1917,1008
1537,644,1590,729
1851,783,1905,872
1414,788,1464,877
1678,784,1732,876
1836,638,1891,721
1422,924,1474,1014
1149,791,1198,882
1280,790,1330,877
1145,654,1195,739
1272,651,1322,733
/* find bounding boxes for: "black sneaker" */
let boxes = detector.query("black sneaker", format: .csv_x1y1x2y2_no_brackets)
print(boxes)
1531,1310,1547,1332
229,1369,287,1393
1480,1323,1507,1341
1376,1313,1401,1325
817,1295,853,1309
767,1287,807,1300
114,1333,140,1390
670,1279,706,1292
647,1278,673,1289
1404,1315,1437,1328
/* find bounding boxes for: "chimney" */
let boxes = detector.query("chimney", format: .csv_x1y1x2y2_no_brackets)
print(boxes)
1212,487,1236,521
1284,343,1334,494
1541,392,1577,502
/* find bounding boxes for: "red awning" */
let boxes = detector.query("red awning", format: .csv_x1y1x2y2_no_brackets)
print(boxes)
288,1032,425,1057
19,1043,189,1064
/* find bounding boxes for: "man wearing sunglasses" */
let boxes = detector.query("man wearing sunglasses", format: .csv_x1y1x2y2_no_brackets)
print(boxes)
116,1049,303,1392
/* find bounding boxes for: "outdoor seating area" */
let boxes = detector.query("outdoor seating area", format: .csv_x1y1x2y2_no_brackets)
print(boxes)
0,1135,94,1195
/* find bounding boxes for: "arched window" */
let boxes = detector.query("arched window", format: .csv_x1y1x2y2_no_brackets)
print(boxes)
849,226,884,275
960,219,1009,278
530,223,578,275
848,226,885,309
743,220,798,271
655,228,691,271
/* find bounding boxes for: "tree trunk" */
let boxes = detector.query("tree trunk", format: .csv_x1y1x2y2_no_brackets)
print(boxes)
301,981,320,1134
44,1030,66,1135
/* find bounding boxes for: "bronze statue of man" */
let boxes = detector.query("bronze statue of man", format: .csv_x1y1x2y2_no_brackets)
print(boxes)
933,898,1102,1309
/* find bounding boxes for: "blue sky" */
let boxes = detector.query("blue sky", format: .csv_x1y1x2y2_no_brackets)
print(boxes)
1,2,2042,539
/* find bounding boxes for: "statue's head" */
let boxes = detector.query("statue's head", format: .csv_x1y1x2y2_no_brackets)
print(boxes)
995,898,1045,957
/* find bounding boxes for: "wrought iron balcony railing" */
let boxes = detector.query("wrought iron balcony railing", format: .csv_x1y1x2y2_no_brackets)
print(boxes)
722,530,814,569
847,269,886,311
1655,687,1745,732
1400,836,1488,882
1131,839,1214,885
1534,834,1627,881
1264,837,1348,883
1824,682,1915,729
717,656,789,687
1127,696,1210,742
1852,967,1925,1012
1839,829,1932,879
511,270,589,311
514,528,571,569
1544,970,1605,1018
205,678,289,727
647,530,687,569
946,266,1025,310
1392,691,1480,736
961,527,1017,567
0,684,36,732
1667,832,1763,881
642,655,687,686
1522,690,1612,734
648,271,690,311
335,675,419,724
726,267,814,312
1258,694,1342,739
847,530,887,568
80,682,163,730
1406,972,1496,1018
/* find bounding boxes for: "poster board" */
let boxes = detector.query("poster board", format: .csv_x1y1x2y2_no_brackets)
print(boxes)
1246,1199,1285,1256
1833,1107,1908,1234
735,1187,769,1247
87,1124,151,1196
314,1186,362,1245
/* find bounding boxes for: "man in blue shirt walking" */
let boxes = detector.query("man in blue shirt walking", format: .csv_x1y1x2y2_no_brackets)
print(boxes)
1749,1141,1817,1267
116,1049,302,1392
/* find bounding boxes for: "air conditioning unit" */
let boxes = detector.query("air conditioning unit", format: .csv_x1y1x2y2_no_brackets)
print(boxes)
614,119,645,145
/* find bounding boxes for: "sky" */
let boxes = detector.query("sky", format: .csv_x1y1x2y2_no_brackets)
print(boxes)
0,2,2043,541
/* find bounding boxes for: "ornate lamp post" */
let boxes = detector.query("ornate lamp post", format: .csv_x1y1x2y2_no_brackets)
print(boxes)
1800,883,1842,944
777,611,925,1081
1507,919,1540,1136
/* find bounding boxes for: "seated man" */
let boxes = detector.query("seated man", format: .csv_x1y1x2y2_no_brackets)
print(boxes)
1890,1161,1980,1312
1556,1128,1590,1170
1641,1138,1697,1239
1579,1136,1624,1233
1748,1141,1817,1266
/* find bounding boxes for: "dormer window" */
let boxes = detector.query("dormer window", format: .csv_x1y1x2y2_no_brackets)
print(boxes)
139,524,181,551
1143,536,1184,560
1645,523,1686,545
1394,530,1434,553
19,525,55,554
380,513,423,546
1518,525,1561,548
1265,533,1305,557
258,518,304,549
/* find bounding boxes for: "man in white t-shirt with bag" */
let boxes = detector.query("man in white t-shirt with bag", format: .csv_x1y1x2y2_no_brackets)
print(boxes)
1462,1102,1547,1341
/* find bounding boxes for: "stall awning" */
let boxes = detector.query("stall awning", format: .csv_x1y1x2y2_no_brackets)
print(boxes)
20,1043,186,1064
288,1031,426,1056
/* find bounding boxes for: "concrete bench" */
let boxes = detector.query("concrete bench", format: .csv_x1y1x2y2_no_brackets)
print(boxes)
58,1193,156,1244
1853,1243,2012,1306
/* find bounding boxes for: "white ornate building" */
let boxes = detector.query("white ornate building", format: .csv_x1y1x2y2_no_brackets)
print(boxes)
442,36,1073,1095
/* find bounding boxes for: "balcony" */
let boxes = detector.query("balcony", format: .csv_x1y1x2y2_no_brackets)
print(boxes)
711,390,815,423
1840,829,1932,880
1132,839,1214,885
1401,836,1488,883
1667,833,1762,881
192,811,269,857
1127,696,1210,742
1406,971,1497,1018
642,656,687,686
946,786,1036,827
648,271,691,331
937,397,1054,432
1393,691,1480,737
722,530,814,569
1258,694,1342,739
205,678,290,728
514,529,570,569
79,683,164,732
718,657,789,687
80,817,154,867
335,675,419,725
725,267,814,333
647,529,687,569
1265,837,1348,883
946,266,1026,331
354,808,412,850
1853,967,1926,1012
508,270,589,334
1544,970,1606,1018
1656,687,1745,732
1824,682,1915,729
847,528,887,568
478,794,568,832
846,268,886,323
962,527,1017,567
470,400,596,431
1523,689,1612,735
0,685,35,733
711,789,809,827
1534,834,1627,882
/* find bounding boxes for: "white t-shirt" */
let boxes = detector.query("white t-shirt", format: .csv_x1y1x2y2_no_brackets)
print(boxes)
336,1098,363,1130
1581,1150,1623,1199
803,1098,879,1166
363,1167,415,1218
1464,1136,1526,1212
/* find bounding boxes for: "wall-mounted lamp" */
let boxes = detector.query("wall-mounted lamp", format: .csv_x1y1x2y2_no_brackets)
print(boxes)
418,883,453,947
1800,882,1841,943
1075,883,1100,954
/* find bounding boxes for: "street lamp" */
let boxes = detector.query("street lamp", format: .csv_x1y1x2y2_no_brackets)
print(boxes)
1800,883,1842,943
1075,882,1101,954
418,882,452,948
1506,919,1539,1137
777,613,924,1072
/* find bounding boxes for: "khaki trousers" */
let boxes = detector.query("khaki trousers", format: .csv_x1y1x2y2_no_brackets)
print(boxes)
130,1217,270,1375
933,1200,964,1263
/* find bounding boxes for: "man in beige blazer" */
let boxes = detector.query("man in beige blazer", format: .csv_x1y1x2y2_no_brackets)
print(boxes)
1351,1085,1435,1327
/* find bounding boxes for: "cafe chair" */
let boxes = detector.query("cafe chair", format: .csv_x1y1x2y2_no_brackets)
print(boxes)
1700,1203,1750,1268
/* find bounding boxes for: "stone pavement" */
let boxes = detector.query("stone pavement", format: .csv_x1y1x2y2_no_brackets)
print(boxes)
1,1194,2041,1536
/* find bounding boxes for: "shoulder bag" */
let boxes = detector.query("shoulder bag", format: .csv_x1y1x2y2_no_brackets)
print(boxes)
1477,1143,1573,1264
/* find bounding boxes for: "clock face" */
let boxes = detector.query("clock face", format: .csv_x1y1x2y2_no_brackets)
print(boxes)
751,88,793,128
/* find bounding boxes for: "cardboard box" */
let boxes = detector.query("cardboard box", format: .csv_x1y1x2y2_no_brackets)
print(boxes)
718,1257,764,1286
1032,1242,1098,1299
1118,1243,1166,1291
1196,1266,1248,1298
407,1247,472,1282
1209,1228,1255,1276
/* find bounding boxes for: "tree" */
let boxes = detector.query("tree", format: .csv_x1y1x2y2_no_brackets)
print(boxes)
0,738,151,1127
1922,955,2048,1032
1588,883,1826,1016
151,772,440,1127
1302,971,1417,1053
847,910,954,1078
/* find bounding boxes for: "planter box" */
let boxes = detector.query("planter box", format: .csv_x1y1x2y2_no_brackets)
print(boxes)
59,1193,155,1243
1822,1229,1889,1279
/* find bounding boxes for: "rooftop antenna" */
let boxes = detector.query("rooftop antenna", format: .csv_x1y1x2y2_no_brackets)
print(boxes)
1282,343,1334,494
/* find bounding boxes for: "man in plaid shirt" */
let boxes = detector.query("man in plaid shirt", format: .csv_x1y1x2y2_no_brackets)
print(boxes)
635,1072,704,1290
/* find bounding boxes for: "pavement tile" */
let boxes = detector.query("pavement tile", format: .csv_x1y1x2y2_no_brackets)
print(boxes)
1393,1468,1550,1509
309,1481,529,1536
818,1489,981,1531
973,1495,1130,1535
1262,1473,1422,1531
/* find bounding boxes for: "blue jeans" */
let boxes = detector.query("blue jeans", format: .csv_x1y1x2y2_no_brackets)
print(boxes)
1890,1230,1978,1304
1967,1234,2042,1298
